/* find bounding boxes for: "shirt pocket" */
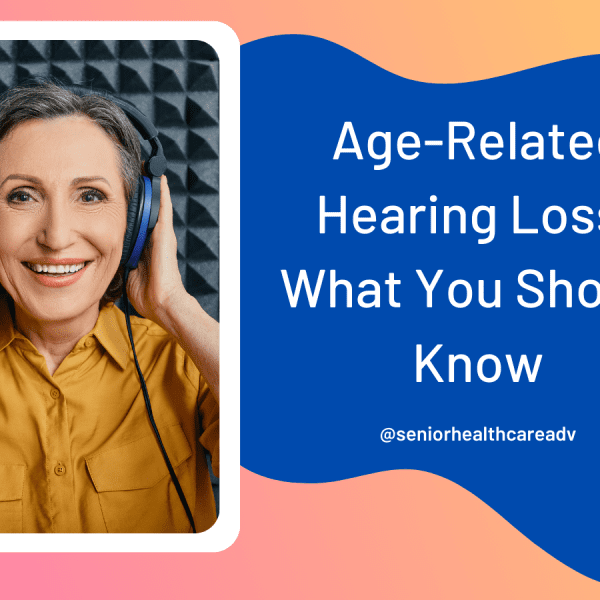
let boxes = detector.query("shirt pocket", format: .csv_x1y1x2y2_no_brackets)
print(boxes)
0,464,25,533
86,423,193,533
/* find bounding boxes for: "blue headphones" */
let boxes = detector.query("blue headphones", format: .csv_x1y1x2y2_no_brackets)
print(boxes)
66,85,166,269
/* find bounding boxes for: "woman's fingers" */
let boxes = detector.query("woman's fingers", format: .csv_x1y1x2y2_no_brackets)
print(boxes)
158,175,173,227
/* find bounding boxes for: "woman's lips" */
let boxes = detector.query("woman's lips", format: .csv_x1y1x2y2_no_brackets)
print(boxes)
23,261,91,288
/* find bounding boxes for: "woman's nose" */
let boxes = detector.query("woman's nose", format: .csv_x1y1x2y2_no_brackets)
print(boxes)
36,200,76,251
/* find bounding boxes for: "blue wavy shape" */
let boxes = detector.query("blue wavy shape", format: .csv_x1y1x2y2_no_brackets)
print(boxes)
241,35,600,579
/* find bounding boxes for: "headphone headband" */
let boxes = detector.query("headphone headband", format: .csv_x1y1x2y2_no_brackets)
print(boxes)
64,84,167,177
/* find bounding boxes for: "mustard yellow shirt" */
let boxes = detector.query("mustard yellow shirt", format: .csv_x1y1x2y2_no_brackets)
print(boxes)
0,297,219,533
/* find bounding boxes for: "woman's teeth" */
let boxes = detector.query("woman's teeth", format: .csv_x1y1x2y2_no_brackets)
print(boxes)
26,262,86,275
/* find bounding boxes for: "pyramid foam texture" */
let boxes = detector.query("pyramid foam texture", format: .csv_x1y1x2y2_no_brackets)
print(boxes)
0,40,220,321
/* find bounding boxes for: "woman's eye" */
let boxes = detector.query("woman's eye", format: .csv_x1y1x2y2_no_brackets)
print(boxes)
7,191,33,203
80,189,105,203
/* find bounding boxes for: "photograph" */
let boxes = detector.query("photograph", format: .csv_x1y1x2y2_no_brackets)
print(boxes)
0,39,220,533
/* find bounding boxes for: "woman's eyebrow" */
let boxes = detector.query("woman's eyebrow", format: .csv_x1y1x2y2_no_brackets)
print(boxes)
0,174,113,189
71,176,112,189
0,174,42,187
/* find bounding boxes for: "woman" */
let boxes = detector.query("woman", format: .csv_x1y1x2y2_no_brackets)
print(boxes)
0,81,219,533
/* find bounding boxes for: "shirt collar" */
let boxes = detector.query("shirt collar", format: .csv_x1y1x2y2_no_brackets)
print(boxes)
0,296,130,369
90,303,130,370
0,295,18,353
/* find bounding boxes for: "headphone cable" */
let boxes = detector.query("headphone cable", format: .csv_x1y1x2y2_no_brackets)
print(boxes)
122,267,197,533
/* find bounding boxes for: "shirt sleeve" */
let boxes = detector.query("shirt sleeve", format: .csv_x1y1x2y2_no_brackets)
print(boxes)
197,376,219,478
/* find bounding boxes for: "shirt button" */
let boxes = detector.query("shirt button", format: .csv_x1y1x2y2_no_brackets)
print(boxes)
85,339,93,348
50,388,60,399
54,463,66,476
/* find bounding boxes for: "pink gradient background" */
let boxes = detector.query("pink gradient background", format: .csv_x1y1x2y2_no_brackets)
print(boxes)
2,470,599,598
1,2,600,597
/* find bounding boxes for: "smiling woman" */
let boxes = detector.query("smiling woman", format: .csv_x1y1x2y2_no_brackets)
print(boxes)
0,81,219,534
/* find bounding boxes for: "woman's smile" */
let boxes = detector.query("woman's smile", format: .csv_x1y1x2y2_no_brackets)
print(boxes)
24,261,87,274
23,259,92,288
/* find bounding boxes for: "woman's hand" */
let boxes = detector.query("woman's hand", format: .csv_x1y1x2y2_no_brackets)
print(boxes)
126,175,220,401
126,175,188,330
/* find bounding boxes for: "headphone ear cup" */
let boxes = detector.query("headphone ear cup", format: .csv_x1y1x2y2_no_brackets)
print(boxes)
121,177,144,267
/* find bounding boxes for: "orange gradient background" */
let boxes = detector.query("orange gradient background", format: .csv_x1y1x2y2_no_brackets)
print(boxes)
3,1,600,81
0,2,599,597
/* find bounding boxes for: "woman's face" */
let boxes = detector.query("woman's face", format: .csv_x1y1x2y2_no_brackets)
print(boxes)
0,115,128,324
